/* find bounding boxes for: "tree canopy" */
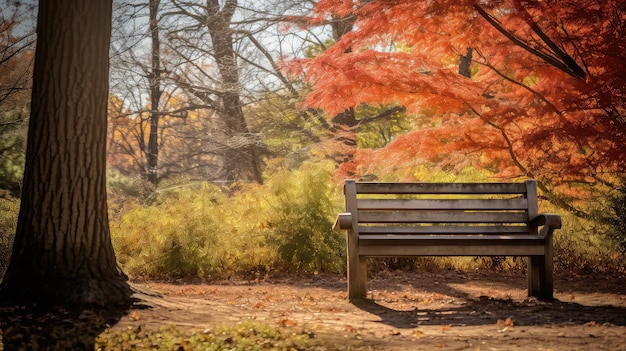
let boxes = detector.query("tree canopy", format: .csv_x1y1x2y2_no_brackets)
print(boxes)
285,0,625,212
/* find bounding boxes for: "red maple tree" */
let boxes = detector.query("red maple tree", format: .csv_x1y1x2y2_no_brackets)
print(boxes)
286,0,625,214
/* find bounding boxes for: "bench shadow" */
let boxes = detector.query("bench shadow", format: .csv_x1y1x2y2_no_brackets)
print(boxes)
353,295,626,329
349,270,626,329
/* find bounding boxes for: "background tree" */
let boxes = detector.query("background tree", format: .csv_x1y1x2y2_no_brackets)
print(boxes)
0,1,36,195
109,0,186,187
164,0,269,184
0,0,132,305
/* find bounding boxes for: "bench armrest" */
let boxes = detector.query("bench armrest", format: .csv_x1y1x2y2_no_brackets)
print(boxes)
333,213,354,232
530,213,562,239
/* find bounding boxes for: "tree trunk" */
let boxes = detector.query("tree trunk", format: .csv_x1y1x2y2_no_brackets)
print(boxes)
206,0,263,184
146,0,162,186
459,47,473,78
0,0,132,306
329,15,359,177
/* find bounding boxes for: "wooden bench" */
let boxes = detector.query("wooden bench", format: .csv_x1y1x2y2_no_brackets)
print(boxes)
333,180,561,301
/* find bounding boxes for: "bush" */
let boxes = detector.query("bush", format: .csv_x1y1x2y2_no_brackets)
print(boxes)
263,162,345,273
607,185,626,254
110,161,345,280
546,203,625,274
111,182,273,279
0,197,19,276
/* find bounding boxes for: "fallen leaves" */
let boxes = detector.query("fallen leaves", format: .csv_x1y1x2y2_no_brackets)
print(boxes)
497,317,514,327
278,318,295,327
497,317,514,332
343,325,357,333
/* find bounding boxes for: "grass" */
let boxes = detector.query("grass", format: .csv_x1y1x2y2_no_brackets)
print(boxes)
95,321,351,351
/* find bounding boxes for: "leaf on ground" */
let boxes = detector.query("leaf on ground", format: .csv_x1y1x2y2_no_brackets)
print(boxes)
344,325,357,333
497,317,514,327
278,318,295,327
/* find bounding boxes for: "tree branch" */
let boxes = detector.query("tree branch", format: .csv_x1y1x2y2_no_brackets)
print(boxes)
474,4,585,80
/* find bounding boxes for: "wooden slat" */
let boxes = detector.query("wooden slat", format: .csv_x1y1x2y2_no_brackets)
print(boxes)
357,198,528,211
358,211,529,224
358,234,546,256
355,182,528,195
358,234,543,242
358,225,530,235
359,244,546,257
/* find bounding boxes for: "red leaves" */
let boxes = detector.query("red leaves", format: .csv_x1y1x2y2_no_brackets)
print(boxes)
287,0,625,198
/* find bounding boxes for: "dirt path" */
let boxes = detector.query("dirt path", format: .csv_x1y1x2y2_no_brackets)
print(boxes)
110,270,626,350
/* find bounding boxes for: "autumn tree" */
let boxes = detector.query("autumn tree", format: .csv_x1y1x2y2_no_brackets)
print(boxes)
108,0,187,187
0,0,132,305
275,3,411,179
287,0,625,216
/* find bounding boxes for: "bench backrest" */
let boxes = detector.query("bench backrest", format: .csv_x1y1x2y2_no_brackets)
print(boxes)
344,180,539,236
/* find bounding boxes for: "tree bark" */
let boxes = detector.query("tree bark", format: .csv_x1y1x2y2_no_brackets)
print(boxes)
147,0,162,186
206,0,263,184
0,0,132,306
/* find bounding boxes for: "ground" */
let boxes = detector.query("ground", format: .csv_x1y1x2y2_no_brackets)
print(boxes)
1,269,625,350
112,270,626,350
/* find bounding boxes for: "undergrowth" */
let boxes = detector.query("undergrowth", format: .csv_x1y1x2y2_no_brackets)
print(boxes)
0,197,18,274
0,163,624,281
95,321,346,351
110,162,345,280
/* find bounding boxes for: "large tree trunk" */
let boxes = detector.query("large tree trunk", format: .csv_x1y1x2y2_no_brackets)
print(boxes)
0,0,132,306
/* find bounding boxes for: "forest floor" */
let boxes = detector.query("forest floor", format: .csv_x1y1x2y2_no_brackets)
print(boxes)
2,269,626,350
118,269,626,350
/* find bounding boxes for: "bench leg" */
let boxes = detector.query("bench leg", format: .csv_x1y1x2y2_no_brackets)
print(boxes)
527,256,541,297
348,255,367,300
347,228,367,300
527,253,554,301
542,242,554,300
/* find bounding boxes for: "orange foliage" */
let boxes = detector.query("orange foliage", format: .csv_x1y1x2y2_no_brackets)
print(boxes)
287,0,625,191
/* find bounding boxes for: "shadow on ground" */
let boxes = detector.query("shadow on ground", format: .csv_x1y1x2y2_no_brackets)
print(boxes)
354,294,626,329
0,303,134,350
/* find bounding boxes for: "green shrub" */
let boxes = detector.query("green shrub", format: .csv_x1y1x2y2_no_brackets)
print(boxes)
542,200,625,274
607,184,626,254
263,162,345,273
111,162,345,280
111,182,270,279
0,197,19,276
